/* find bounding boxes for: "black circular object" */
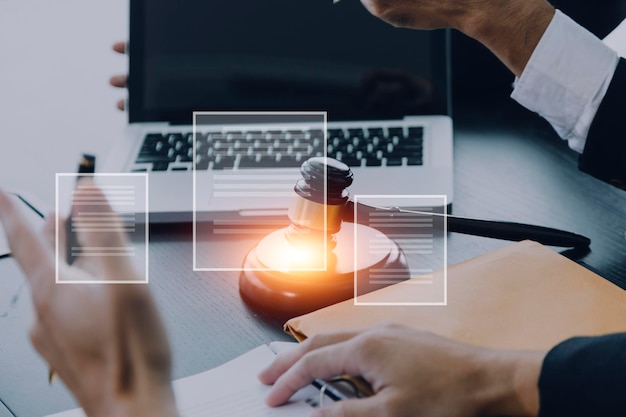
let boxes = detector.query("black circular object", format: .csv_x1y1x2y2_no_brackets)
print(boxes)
294,157,354,205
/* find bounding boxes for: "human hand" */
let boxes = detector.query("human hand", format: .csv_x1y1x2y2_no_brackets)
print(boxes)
259,324,545,417
110,41,127,111
359,0,555,76
0,182,179,417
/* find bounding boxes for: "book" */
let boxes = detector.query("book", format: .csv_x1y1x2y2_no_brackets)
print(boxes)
45,342,322,417
285,241,626,350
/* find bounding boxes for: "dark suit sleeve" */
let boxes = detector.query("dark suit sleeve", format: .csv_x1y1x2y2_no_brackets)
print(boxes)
538,333,626,417
578,58,626,189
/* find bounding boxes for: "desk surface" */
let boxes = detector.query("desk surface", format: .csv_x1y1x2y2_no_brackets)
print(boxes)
0,402,12,417
1,3,625,415
1,104,625,416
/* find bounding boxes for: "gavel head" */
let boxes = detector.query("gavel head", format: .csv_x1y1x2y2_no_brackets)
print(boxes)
285,157,354,250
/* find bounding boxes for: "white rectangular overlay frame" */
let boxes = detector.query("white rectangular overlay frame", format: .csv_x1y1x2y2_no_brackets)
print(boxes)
192,111,328,272
55,173,149,284
353,194,447,306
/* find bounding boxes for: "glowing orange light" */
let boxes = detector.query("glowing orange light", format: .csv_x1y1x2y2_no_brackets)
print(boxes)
258,233,327,272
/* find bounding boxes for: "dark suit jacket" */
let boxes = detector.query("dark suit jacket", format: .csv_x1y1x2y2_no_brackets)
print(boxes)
538,334,626,416
538,59,626,416
579,58,626,189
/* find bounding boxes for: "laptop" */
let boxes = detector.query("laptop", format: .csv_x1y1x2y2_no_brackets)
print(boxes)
102,0,454,223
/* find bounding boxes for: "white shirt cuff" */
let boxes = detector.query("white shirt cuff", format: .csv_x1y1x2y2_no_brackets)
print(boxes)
511,10,619,153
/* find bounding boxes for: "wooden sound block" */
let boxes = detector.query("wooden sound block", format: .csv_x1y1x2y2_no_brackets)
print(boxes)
239,222,409,320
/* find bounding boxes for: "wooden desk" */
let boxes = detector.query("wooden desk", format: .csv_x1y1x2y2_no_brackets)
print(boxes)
0,106,624,416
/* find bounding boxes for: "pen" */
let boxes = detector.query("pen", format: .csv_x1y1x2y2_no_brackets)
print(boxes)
347,201,591,248
14,194,45,219
66,154,96,265
443,214,591,248
312,375,374,401
50,153,96,384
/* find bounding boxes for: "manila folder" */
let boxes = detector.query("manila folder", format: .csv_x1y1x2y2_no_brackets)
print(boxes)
285,241,626,350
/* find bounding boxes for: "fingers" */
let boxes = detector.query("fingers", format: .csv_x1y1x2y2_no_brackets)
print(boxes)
259,330,360,385
43,213,95,278
28,322,56,376
111,41,127,111
43,213,66,259
114,284,173,388
0,189,55,295
112,41,126,54
42,214,55,249
312,397,384,417
359,0,376,16
109,75,127,110
71,179,136,279
265,340,363,407
29,321,82,396
109,74,127,88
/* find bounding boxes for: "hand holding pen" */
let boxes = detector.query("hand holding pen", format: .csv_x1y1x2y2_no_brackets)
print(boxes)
260,324,544,417
0,181,179,417
47,154,97,383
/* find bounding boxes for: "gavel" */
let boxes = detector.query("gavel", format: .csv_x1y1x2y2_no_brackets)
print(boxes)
239,157,590,319
239,157,409,319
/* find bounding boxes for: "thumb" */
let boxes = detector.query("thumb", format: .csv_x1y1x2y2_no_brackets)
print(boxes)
71,178,137,279
312,397,384,417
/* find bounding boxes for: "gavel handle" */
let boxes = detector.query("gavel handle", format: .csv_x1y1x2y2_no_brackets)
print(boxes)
344,201,591,249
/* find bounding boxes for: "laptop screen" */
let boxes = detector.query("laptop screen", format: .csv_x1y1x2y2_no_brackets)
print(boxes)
129,0,451,124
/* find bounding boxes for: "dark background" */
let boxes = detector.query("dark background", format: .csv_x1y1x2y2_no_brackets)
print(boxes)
452,0,626,110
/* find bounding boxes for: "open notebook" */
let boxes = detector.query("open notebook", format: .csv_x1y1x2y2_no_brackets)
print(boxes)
46,342,323,417
47,342,360,417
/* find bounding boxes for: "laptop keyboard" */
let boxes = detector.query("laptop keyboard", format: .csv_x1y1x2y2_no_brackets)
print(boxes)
132,126,424,172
